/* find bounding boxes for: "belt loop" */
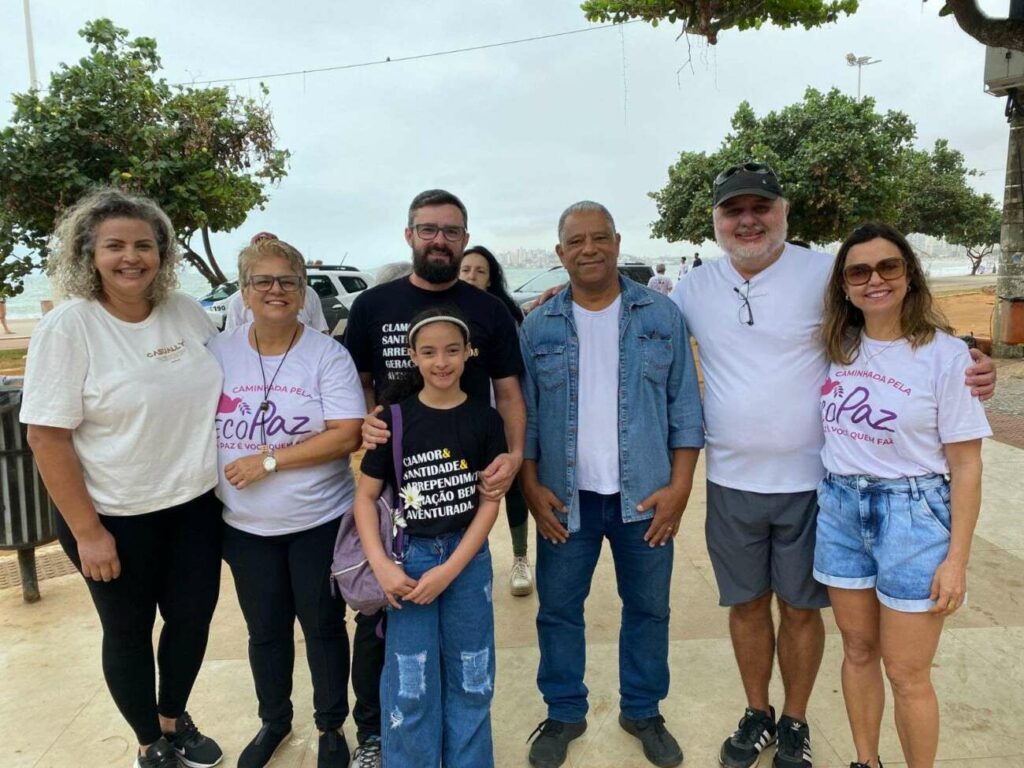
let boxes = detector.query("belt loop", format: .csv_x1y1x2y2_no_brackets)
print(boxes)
908,476,920,500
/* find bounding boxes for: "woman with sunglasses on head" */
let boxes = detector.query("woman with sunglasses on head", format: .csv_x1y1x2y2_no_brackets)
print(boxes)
815,223,991,768
208,236,366,768
458,245,534,597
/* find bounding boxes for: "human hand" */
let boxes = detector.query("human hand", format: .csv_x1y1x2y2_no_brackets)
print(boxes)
373,559,418,610
362,406,390,450
225,454,270,489
532,284,566,309
523,480,569,544
405,564,455,605
77,523,121,582
929,558,967,615
640,483,691,547
966,348,996,401
478,452,522,500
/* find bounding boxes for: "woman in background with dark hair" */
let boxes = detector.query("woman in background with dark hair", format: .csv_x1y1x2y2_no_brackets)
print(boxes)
459,245,533,596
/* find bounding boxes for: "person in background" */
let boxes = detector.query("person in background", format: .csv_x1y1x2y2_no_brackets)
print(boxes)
458,244,534,596
692,253,703,268
677,256,689,281
22,188,224,768
0,291,12,333
647,263,674,295
375,261,414,285
815,223,990,768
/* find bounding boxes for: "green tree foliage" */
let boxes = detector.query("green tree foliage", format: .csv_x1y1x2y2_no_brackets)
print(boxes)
0,19,290,295
650,88,998,251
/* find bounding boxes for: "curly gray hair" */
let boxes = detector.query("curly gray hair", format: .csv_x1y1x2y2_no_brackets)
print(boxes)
47,188,180,305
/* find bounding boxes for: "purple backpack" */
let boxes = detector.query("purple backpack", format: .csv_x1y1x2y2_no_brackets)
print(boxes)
331,403,407,615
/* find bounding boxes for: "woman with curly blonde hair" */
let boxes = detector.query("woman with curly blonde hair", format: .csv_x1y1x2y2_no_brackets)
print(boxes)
21,188,226,768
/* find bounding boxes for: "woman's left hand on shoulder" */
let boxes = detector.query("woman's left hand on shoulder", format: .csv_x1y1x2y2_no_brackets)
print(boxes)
225,454,271,489
929,558,967,615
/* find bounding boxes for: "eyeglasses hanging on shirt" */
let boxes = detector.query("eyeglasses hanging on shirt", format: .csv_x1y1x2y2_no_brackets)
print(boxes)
733,280,755,327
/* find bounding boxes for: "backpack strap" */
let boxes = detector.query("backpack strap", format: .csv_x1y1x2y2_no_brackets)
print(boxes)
390,403,405,558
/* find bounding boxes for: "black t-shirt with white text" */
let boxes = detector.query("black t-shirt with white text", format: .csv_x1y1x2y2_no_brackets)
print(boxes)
343,277,524,402
359,396,507,537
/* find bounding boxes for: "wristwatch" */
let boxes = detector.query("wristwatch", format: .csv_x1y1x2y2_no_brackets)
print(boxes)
261,452,278,473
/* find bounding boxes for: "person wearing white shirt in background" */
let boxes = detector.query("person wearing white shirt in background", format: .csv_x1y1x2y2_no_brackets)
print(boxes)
669,163,996,768
815,223,991,768
677,255,690,282
647,263,674,295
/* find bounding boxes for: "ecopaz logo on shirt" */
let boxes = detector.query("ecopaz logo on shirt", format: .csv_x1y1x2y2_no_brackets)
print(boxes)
146,338,187,363
820,372,911,446
400,446,477,520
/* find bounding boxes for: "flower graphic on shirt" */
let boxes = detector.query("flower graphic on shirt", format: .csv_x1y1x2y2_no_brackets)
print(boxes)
400,484,424,512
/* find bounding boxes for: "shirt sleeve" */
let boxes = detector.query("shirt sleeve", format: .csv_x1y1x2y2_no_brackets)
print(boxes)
319,342,368,420
303,287,329,333
342,292,373,373
481,407,508,468
225,292,247,330
935,346,992,444
19,322,88,429
357,406,394,481
486,301,524,380
176,292,219,343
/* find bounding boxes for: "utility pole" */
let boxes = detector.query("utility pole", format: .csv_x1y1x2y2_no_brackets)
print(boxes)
845,52,881,99
23,0,39,90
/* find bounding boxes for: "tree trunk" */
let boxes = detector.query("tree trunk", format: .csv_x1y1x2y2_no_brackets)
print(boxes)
200,225,227,285
994,111,1024,357
948,0,1024,51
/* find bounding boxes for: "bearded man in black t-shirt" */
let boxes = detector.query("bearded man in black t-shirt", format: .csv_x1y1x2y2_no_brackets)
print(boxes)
341,190,526,764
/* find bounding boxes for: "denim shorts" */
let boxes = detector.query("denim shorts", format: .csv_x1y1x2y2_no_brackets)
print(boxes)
814,473,954,613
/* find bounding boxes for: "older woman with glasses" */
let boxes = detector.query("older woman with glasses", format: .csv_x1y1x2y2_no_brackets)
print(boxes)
209,236,366,768
815,223,991,768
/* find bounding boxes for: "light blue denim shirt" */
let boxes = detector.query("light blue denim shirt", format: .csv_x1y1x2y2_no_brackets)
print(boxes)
520,277,705,533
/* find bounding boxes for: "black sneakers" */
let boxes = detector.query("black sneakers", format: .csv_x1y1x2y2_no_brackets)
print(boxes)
850,761,883,768
351,736,382,768
527,718,587,768
720,706,777,768
318,729,350,767
238,723,291,768
133,738,179,768
163,712,223,768
619,714,684,767
773,715,812,767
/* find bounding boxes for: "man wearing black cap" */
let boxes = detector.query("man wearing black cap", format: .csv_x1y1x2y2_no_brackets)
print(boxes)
669,163,995,768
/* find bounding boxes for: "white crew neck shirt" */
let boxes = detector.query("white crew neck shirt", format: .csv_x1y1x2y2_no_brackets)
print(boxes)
573,295,622,494
821,332,991,478
20,292,222,516
671,244,834,493
225,287,328,333
209,324,366,535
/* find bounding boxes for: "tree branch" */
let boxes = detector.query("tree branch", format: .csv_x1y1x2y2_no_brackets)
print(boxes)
947,0,1024,51
200,224,226,284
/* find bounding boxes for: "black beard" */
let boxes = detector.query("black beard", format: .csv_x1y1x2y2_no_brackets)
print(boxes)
413,245,459,284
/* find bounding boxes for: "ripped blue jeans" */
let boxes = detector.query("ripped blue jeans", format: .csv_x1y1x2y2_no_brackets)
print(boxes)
381,532,495,768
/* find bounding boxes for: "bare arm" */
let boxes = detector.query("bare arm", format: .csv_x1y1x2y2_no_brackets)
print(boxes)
353,473,417,609
930,439,983,614
26,425,120,581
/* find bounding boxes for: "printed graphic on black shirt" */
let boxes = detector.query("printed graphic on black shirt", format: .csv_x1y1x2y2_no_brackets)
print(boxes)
379,321,417,382
400,446,478,524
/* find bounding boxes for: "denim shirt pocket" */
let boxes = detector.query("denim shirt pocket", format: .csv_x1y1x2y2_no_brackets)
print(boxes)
640,337,673,385
533,344,566,390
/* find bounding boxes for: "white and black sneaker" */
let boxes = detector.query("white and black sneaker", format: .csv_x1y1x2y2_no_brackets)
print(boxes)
134,737,179,768
773,715,812,767
163,712,223,768
720,706,777,768
351,736,382,767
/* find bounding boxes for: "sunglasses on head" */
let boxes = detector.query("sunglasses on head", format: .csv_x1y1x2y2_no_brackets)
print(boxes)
714,162,778,188
842,257,906,286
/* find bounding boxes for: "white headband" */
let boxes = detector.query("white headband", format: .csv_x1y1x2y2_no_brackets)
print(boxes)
408,315,471,344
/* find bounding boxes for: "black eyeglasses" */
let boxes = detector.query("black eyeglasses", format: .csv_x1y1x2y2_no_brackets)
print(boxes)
247,274,304,292
843,257,906,286
413,224,467,242
714,162,777,188
733,280,755,326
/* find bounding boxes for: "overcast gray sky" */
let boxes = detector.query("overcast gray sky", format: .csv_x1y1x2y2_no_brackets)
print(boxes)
0,0,1013,269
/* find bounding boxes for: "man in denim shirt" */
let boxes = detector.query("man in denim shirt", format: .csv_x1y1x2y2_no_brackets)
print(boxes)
520,201,704,768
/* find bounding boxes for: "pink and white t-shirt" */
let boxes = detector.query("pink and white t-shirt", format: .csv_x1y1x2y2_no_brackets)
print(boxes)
820,331,991,478
208,325,366,535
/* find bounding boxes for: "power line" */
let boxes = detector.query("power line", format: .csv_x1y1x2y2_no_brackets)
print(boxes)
177,21,639,87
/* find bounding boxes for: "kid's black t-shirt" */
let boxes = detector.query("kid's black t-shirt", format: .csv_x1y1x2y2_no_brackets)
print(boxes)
359,395,508,537
343,277,524,403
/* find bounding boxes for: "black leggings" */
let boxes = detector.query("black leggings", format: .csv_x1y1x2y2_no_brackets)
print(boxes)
56,490,223,745
223,517,383,739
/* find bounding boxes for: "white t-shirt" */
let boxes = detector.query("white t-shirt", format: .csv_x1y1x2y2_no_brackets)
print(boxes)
821,332,991,478
647,275,674,295
671,244,834,493
20,292,222,516
225,286,329,333
209,324,366,535
573,296,621,494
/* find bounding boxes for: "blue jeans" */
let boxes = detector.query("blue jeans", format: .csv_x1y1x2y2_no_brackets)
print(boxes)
381,532,495,768
536,491,673,722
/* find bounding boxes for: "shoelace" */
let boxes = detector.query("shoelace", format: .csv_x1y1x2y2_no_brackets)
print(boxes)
734,709,771,744
633,715,671,743
174,712,205,748
141,741,178,768
353,739,381,767
778,722,810,760
527,719,564,743
511,560,530,579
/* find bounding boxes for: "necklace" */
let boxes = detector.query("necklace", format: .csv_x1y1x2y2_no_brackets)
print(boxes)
254,325,299,451
856,335,901,368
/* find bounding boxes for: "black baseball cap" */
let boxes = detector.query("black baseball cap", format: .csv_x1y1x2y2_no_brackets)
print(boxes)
713,162,784,207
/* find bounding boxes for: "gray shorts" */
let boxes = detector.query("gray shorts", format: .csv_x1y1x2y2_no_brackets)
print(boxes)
705,480,829,609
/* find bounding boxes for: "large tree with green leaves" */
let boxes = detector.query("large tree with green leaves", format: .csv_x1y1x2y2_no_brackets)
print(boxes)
650,87,996,248
0,18,290,295
583,1,1024,51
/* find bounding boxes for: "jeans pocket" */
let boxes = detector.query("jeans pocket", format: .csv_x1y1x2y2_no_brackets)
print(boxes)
918,490,952,534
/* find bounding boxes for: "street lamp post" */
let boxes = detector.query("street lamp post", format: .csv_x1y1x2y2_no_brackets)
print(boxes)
22,0,38,90
845,52,881,99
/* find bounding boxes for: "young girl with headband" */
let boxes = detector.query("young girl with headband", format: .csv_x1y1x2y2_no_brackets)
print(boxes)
353,305,507,767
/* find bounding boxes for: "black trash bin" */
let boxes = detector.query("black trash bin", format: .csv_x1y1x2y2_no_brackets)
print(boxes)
0,382,59,603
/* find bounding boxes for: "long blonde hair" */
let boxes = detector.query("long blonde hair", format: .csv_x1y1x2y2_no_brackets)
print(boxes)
822,223,952,365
